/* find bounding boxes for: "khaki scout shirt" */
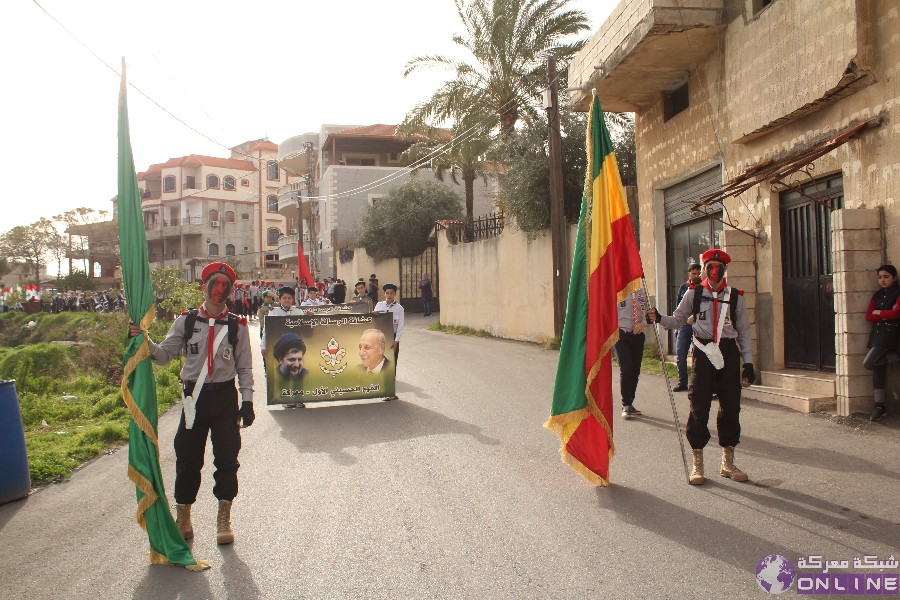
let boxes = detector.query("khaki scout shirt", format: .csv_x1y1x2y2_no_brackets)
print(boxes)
149,306,254,403
659,284,752,364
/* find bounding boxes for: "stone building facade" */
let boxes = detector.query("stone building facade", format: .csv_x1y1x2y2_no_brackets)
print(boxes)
138,139,292,281
569,0,899,415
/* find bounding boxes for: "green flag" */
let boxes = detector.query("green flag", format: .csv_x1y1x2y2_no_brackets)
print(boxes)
117,61,209,571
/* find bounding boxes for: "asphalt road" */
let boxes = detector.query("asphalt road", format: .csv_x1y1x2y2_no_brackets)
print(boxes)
1,315,899,599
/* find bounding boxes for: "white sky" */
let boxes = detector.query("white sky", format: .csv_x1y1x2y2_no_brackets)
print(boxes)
2,0,616,233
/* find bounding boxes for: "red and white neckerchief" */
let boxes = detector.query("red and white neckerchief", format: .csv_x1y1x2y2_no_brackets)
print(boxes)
702,279,728,342
199,304,229,376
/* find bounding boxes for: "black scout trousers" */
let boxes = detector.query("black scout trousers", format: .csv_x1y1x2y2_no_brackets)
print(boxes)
614,329,645,405
687,337,742,449
174,380,241,504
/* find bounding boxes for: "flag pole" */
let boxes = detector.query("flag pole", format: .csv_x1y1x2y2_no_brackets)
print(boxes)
639,275,691,483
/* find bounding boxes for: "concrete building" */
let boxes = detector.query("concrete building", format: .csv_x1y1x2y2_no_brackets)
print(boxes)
138,139,292,281
569,0,899,416
277,124,496,278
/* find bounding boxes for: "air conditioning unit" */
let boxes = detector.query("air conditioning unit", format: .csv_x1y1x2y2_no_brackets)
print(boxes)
290,229,298,235
210,221,219,227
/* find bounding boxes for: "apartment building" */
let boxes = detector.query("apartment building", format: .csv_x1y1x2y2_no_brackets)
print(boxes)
138,139,295,280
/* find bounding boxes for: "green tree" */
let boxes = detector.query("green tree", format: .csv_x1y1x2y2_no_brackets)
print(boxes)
398,103,493,222
0,218,59,283
404,0,589,136
55,269,94,292
494,108,586,231
151,266,204,314
359,178,464,258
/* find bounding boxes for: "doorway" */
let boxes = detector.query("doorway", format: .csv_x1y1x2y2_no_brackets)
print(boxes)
780,174,843,371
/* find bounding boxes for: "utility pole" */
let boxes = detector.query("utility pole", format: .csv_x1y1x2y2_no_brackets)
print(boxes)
546,56,568,338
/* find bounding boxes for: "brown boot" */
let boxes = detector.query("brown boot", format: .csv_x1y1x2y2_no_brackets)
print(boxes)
216,499,234,545
689,449,705,485
175,503,193,540
720,446,749,482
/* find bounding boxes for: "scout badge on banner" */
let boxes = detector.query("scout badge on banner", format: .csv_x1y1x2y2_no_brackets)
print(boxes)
265,313,396,404
544,93,644,486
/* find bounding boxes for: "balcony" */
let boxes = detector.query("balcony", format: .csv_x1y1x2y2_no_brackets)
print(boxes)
568,0,724,112
277,234,316,262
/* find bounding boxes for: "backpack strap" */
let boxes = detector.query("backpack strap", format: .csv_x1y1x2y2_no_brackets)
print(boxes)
182,309,198,354
227,313,239,347
693,286,742,325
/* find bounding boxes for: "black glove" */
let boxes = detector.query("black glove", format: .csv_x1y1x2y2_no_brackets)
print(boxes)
742,363,755,385
238,401,255,428
646,308,659,324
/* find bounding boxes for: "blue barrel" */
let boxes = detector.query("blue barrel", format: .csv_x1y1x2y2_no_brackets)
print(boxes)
0,380,30,504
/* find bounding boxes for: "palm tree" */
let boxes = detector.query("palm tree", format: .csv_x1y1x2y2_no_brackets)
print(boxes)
398,101,493,222
404,0,590,136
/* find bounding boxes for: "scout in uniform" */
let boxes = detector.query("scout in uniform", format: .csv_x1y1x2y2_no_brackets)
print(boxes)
131,261,254,544
374,283,404,401
615,290,648,419
648,249,754,485
261,286,305,409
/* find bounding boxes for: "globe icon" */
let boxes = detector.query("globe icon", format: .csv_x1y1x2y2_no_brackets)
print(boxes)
756,554,795,594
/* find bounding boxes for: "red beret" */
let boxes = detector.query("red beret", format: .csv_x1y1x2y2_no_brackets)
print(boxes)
701,248,730,266
200,261,236,284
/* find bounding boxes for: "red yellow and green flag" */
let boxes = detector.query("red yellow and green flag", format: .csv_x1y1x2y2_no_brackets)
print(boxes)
544,94,644,486
118,62,209,570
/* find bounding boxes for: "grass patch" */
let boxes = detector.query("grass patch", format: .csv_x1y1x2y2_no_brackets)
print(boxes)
427,321,494,338
540,337,561,350
0,312,183,486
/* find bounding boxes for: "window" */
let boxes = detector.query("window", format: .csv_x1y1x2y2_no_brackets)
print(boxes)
209,209,219,222
164,176,176,193
241,179,249,187
223,176,236,191
267,195,278,212
224,211,235,223
225,244,235,256
267,161,279,180
346,157,376,166
267,228,281,245
208,243,219,256
241,213,250,220
664,81,689,121
207,174,220,189
184,175,196,190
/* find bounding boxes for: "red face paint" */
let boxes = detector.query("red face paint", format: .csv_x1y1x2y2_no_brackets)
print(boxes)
207,275,232,303
707,263,724,285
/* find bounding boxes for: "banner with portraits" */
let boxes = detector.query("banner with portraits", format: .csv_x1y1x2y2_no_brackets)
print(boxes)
264,312,395,404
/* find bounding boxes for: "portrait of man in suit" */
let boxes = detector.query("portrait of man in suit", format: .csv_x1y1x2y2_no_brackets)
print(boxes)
357,328,389,373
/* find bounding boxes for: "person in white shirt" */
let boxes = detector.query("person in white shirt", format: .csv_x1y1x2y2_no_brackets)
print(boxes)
374,283,404,367
300,286,329,308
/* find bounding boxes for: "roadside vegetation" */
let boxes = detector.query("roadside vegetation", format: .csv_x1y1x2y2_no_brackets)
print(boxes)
0,311,182,486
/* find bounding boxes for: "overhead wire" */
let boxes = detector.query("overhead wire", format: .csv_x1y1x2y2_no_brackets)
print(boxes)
32,0,588,245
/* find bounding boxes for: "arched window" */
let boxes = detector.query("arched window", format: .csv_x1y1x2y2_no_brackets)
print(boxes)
207,174,220,189
267,228,281,246
224,211,235,223
223,176,236,191
209,209,219,222
208,243,219,256
225,244,236,256
267,195,278,212
164,175,176,192
267,161,279,180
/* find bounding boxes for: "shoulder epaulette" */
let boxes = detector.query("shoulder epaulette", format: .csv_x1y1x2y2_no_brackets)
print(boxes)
737,289,745,296
180,310,190,315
